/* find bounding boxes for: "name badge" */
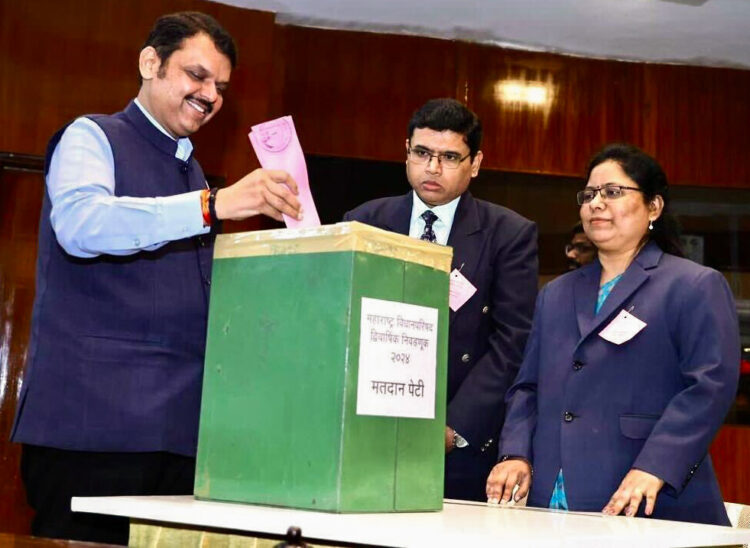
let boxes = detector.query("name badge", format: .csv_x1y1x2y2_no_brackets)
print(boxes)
599,309,647,345
449,269,477,311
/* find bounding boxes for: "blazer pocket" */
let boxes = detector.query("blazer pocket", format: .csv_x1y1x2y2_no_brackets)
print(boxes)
619,414,660,440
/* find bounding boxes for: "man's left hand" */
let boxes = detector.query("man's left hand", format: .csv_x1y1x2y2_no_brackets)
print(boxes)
602,469,664,517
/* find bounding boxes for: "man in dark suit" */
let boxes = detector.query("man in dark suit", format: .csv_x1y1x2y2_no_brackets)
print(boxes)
344,98,538,501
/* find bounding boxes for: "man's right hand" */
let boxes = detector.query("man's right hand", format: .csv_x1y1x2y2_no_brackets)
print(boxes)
486,458,532,504
214,169,303,222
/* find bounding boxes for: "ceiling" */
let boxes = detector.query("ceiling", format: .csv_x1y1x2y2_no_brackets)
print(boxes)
212,0,750,69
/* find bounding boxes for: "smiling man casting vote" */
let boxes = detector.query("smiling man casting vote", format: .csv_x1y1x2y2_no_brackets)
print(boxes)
11,12,303,545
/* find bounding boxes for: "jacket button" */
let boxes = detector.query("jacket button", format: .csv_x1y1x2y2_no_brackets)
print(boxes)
204,278,211,286
461,353,470,363
197,236,206,247
563,411,575,422
482,305,489,314
572,360,584,371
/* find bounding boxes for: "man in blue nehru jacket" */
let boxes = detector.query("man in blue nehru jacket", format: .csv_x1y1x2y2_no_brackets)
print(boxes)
11,12,302,544
345,99,538,502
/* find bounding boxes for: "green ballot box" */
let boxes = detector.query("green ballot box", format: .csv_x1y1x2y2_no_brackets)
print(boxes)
194,222,452,512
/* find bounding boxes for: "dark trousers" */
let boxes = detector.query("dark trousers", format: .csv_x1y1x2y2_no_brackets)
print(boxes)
21,444,195,545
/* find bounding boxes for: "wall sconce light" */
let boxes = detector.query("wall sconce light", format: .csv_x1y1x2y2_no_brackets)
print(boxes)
494,79,553,107
492,77,556,123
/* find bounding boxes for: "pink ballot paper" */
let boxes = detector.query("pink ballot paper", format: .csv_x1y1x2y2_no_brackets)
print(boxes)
248,116,321,228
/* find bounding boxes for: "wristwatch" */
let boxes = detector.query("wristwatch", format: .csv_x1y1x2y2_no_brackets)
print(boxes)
452,430,469,449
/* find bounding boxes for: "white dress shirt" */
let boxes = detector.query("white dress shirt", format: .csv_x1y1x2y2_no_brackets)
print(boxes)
408,191,461,245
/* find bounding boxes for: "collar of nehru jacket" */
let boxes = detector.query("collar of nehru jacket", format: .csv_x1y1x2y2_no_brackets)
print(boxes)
126,99,194,161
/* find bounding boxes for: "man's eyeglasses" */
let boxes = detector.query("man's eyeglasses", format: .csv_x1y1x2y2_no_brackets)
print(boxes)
408,147,470,169
576,185,644,205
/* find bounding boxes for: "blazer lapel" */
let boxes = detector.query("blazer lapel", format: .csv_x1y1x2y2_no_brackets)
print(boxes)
381,192,413,236
573,261,601,339
446,193,483,325
583,267,649,340
576,242,663,344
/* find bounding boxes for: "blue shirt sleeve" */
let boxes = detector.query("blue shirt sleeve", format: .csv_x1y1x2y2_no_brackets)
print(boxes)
47,117,210,258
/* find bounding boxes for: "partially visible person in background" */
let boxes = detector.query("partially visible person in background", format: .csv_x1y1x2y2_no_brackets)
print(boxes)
565,221,596,270
487,143,739,525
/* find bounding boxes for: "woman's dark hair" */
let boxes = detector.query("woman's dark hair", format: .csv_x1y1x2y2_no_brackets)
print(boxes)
586,143,683,257
141,12,237,81
407,98,482,159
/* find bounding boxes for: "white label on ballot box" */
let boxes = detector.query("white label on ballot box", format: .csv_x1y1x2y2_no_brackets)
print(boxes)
357,297,438,419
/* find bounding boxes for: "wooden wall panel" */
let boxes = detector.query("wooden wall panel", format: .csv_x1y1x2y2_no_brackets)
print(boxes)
2,1,749,188
272,26,460,162
2,1,750,188
645,64,750,188
272,26,750,188
0,0,276,190
466,46,645,176
710,426,750,504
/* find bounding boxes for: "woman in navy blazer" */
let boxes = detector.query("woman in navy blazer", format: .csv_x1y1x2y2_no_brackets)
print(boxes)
486,143,740,525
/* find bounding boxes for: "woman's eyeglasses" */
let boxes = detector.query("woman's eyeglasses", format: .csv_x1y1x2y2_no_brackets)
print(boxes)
577,185,644,205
